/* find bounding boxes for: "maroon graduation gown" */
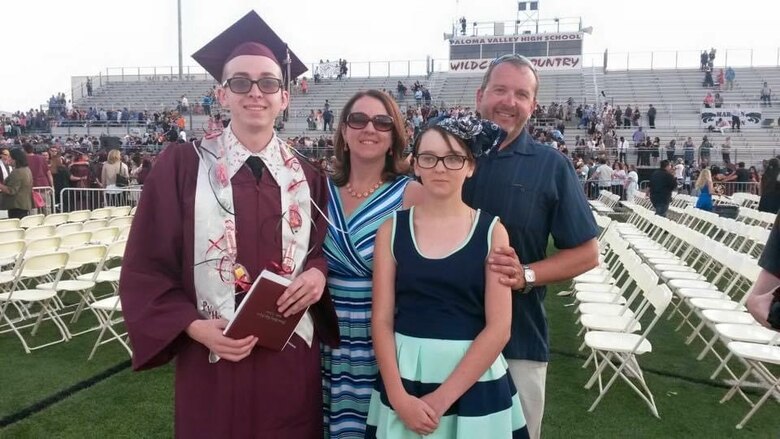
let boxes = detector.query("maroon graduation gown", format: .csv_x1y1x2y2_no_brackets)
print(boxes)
119,142,339,438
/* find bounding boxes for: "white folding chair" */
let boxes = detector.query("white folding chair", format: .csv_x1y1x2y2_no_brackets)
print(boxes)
573,242,639,307
24,237,62,257
0,252,70,353
55,222,84,236
682,256,761,345
110,206,132,217
82,219,108,231
24,225,56,241
117,225,131,241
579,264,657,338
707,324,779,381
58,231,93,251
89,207,112,220
0,239,25,268
0,229,24,243
88,295,131,360
90,227,119,245
37,245,108,337
0,240,29,323
0,219,20,231
18,214,44,229
77,240,126,298
720,339,780,429
42,213,69,226
107,216,133,228
67,210,92,223
583,284,673,418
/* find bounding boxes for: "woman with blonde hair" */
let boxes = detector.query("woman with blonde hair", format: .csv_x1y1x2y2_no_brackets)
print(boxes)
100,149,129,206
695,168,714,211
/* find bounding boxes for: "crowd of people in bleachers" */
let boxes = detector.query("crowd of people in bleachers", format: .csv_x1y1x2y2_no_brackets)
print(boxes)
577,101,659,131
49,107,193,142
1,109,52,136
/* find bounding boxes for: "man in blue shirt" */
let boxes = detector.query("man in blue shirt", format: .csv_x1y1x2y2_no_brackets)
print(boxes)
463,54,599,439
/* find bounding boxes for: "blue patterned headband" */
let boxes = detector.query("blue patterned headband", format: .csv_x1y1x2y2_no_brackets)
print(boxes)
429,115,506,158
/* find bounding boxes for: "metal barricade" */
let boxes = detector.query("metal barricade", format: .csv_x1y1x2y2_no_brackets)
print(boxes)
711,181,760,197
58,186,143,213
639,180,759,197
32,186,55,216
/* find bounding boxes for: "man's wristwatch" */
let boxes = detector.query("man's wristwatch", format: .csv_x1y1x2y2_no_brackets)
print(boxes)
521,264,536,294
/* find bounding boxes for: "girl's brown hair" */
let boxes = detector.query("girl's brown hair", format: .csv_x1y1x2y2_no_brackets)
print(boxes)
412,125,474,160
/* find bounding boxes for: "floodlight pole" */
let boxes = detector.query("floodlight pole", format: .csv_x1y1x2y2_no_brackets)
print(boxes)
178,0,183,80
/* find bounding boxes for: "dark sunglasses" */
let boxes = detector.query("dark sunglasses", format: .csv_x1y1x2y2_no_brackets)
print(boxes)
345,112,394,132
223,77,283,94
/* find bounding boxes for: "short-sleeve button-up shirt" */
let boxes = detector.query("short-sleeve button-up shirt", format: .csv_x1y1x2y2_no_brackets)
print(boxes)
463,130,599,361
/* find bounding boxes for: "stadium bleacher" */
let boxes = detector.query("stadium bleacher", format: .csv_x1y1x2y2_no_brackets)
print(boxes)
70,67,780,164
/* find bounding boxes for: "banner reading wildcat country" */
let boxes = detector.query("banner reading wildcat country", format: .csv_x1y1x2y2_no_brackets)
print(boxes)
449,55,581,73
448,30,584,73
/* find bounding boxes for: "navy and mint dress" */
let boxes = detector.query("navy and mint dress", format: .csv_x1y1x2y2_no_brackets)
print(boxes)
322,176,411,439
366,208,528,439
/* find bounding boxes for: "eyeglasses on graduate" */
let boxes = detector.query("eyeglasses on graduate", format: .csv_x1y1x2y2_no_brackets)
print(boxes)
223,77,283,94
415,153,469,170
345,112,395,132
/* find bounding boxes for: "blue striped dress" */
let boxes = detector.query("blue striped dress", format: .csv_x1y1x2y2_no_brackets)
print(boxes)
366,208,528,439
322,176,411,439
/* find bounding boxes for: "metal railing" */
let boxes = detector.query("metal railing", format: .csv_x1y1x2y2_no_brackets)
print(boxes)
104,66,212,82
571,146,779,169
33,187,55,216
50,115,216,138
58,187,143,213
638,180,760,196
88,46,780,85
583,48,780,71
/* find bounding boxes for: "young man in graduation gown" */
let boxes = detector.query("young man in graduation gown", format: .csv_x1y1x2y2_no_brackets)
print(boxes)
118,11,339,438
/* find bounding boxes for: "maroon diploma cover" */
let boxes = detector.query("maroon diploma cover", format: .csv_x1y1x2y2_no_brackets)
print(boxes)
223,270,308,351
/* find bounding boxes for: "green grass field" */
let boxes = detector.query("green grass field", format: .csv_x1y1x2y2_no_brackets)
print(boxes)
1,255,779,438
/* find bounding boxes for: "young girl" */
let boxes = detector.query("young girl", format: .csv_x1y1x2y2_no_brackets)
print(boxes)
366,118,528,438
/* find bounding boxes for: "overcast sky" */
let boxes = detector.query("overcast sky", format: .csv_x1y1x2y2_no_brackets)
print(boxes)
2,0,779,112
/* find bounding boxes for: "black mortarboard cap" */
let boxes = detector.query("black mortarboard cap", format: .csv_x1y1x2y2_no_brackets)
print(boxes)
192,10,307,83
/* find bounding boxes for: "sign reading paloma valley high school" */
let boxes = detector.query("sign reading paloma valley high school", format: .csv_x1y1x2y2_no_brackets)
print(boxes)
448,31,583,73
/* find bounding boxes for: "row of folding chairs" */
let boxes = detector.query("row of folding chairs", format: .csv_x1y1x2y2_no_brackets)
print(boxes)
730,192,761,210
622,190,653,211
0,240,129,359
671,191,745,210
0,206,136,230
589,190,622,214
669,193,696,209
0,219,132,244
735,206,776,229
565,222,673,418
672,205,770,259
615,204,780,429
